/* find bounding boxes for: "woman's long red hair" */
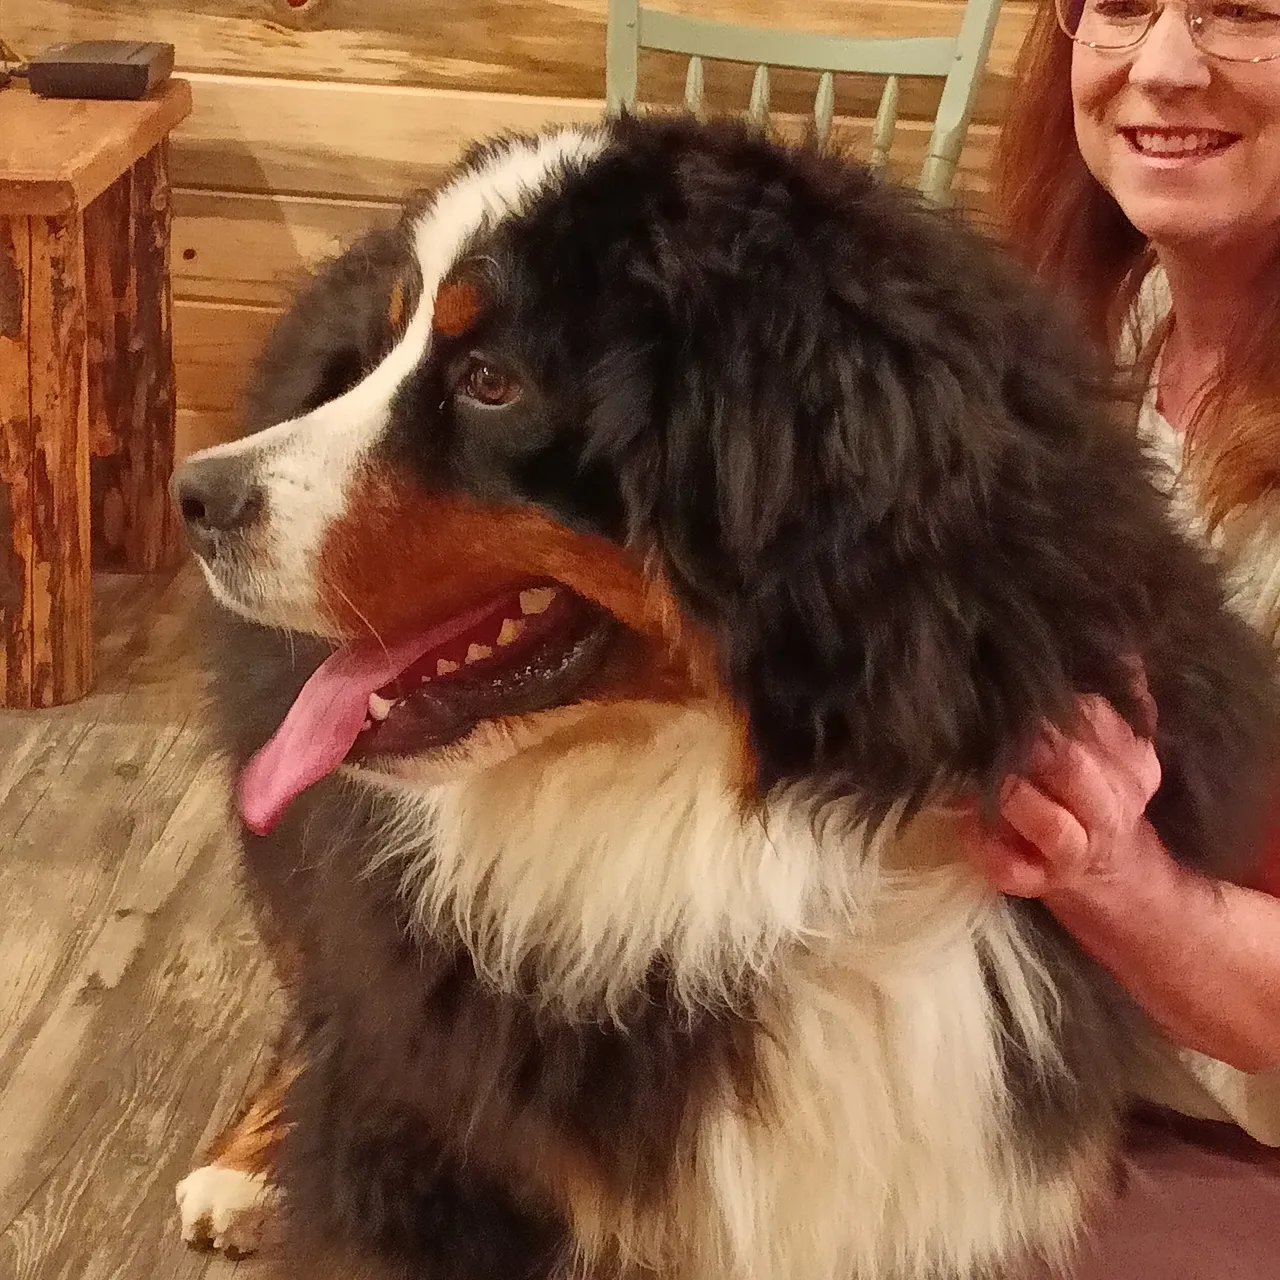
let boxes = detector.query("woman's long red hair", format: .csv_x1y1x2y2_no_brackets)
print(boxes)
991,1,1280,524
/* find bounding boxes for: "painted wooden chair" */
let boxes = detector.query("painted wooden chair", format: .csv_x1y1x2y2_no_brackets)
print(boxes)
604,0,1003,203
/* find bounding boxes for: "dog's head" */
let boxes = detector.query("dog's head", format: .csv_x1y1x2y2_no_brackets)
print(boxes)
174,114,1158,836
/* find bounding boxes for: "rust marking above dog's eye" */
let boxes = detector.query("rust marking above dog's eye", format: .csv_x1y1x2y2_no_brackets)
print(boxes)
387,275,409,332
432,278,483,339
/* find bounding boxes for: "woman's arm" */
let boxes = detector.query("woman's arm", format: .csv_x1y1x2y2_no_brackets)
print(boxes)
1043,820,1280,1072
967,696,1280,1073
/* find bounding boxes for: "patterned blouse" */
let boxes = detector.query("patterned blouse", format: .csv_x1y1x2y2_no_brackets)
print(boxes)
1127,266,1280,1146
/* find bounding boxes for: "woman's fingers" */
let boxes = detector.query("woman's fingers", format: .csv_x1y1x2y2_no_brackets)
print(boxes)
1120,655,1158,733
965,823,1053,897
1075,693,1162,806
966,685,1164,900
1020,703,1161,830
998,776,1090,886
988,698,1162,893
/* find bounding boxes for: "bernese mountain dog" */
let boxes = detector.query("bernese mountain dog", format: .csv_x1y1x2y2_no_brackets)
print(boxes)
171,113,1279,1280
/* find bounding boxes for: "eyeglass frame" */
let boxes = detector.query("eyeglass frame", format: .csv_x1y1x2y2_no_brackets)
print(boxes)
1054,0,1280,63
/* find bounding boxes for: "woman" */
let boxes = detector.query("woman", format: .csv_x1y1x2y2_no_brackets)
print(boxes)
977,0,1280,1272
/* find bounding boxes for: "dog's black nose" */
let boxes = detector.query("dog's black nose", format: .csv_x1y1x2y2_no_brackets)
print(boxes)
171,455,264,556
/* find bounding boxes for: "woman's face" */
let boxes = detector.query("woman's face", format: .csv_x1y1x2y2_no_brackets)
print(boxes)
1071,4,1280,253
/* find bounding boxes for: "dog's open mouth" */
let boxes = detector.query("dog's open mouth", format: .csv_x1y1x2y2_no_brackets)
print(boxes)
237,583,612,835
350,585,611,761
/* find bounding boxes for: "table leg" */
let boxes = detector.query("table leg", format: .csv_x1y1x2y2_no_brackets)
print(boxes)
1,216,35,706
0,211,93,708
85,139,184,574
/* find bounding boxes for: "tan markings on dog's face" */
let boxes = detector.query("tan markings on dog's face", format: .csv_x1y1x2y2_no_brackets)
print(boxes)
432,278,483,339
387,275,408,332
315,463,723,699
387,264,425,341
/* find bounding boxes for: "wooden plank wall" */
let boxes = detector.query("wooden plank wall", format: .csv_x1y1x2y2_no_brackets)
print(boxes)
13,1,1032,458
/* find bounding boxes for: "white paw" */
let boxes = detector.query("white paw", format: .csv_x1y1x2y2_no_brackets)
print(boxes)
175,1163,275,1258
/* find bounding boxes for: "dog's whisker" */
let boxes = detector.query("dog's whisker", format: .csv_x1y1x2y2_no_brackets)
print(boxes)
330,587,390,665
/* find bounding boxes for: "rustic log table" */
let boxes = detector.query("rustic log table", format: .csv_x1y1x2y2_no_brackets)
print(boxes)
0,78,192,708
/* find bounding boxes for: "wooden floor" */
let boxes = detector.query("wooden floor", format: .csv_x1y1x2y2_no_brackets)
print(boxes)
0,568,388,1280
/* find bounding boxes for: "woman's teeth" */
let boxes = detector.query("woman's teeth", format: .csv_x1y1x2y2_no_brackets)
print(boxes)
1130,128,1233,157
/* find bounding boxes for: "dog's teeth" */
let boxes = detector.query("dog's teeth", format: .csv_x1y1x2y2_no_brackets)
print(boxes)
519,587,557,616
362,717,373,732
420,674,431,684
497,618,525,646
367,693,393,721
437,658,460,676
465,643,493,664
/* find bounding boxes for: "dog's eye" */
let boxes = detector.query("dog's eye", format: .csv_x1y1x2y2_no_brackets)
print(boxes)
460,359,520,407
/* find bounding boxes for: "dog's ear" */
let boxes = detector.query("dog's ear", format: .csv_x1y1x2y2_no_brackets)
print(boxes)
243,222,419,434
646,293,1005,820
624,210,1153,824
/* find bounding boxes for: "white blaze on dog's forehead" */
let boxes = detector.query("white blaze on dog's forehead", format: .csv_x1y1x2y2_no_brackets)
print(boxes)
177,125,606,636
520,587,557,616
410,126,607,285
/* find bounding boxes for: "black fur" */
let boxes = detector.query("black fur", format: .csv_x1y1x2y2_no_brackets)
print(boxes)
196,114,1280,1279
208,201,763,1279
396,114,1276,860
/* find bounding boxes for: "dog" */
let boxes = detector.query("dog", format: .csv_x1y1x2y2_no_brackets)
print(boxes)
171,113,1279,1280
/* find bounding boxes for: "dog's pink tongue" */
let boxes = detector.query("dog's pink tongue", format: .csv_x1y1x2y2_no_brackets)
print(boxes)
237,599,505,836
237,637,419,837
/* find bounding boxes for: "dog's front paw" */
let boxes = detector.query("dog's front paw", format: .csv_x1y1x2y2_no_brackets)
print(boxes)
176,1163,277,1259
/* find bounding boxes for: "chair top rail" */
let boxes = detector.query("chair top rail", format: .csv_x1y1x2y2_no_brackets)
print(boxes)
636,9,960,79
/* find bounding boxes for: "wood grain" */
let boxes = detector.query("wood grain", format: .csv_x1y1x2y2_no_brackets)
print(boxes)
177,408,239,461
0,79,193,216
173,300,282,415
27,211,93,707
85,145,186,574
0,216,34,708
172,74,606,200
0,567,415,1278
166,74,997,203
16,0,1023,436
172,188,399,308
12,0,1031,123
16,0,1025,446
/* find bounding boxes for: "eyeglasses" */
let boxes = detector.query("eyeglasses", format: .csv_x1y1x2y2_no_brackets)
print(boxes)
1056,0,1280,61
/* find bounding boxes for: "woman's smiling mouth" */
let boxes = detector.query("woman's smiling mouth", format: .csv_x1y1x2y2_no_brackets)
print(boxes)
1120,126,1241,161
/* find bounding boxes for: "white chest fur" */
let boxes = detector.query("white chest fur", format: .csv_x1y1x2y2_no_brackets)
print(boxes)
363,701,1092,1280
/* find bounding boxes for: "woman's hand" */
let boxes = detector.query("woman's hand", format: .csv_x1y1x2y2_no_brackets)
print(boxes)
969,690,1162,899
964,686,1280,1073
